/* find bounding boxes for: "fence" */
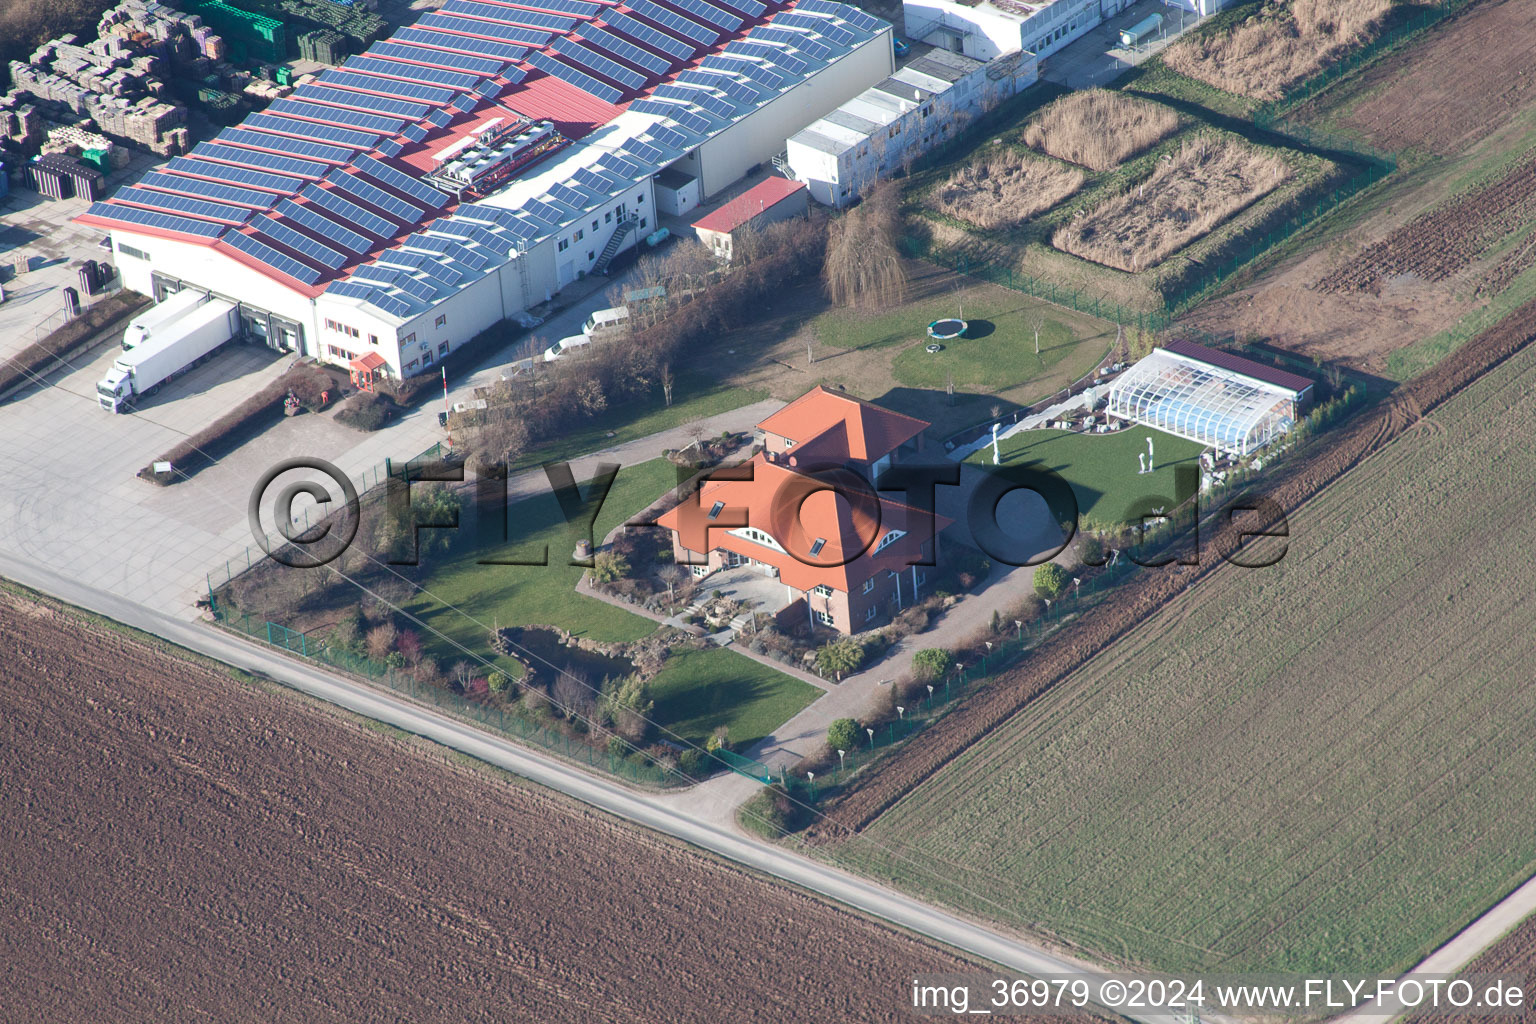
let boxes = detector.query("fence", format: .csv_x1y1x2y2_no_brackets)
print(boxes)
213,607,678,787
206,439,448,596
906,119,1394,326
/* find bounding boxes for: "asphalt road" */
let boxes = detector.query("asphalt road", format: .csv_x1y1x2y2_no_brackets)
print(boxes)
0,545,1204,1024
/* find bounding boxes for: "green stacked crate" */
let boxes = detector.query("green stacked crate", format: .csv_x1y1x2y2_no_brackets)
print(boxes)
181,0,286,63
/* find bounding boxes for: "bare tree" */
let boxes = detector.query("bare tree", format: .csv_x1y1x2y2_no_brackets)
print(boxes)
658,563,685,602
659,361,674,408
1028,309,1049,356
823,181,907,310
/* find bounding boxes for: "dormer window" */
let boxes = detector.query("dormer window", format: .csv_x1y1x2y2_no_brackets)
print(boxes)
707,501,725,520
875,529,906,553
809,537,827,556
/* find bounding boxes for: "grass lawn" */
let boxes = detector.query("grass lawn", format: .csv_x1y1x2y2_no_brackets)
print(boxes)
804,282,1114,407
512,371,767,469
404,459,676,675
971,424,1206,526
649,647,820,750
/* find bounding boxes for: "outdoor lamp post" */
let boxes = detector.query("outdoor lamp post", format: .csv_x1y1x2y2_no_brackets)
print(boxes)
866,727,875,748
1014,619,1023,639
896,706,905,720
837,749,846,771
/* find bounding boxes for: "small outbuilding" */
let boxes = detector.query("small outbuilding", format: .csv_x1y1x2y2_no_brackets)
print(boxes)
691,177,809,261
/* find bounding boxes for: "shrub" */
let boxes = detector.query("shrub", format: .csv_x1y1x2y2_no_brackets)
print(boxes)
815,637,865,680
0,290,147,399
912,648,954,683
365,622,398,662
1034,563,1069,599
335,391,396,431
590,551,632,584
329,607,366,654
826,717,859,753
678,748,705,777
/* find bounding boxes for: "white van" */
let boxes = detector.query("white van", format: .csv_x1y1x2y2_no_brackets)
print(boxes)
543,335,592,361
582,305,630,339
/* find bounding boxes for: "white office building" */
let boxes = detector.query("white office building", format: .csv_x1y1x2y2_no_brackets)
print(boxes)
785,47,1035,207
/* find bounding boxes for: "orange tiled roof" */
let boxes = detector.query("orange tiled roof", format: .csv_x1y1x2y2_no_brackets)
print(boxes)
755,386,928,464
656,452,951,594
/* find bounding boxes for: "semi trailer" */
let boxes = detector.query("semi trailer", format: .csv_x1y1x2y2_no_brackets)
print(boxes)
97,299,239,413
121,289,208,349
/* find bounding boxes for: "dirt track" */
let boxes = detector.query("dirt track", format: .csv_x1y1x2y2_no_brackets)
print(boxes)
806,293,1536,842
0,592,1090,1023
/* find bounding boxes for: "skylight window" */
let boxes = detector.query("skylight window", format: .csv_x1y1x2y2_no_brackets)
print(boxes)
809,537,826,556
707,500,725,520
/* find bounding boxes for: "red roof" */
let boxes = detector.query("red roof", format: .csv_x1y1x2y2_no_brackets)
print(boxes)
655,453,951,595
756,386,928,463
692,177,808,234
1164,340,1314,395
350,352,387,372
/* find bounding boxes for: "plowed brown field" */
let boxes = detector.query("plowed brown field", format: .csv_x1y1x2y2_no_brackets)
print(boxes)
1316,152,1536,293
1405,914,1536,1024
1336,0,1536,156
0,591,1084,1024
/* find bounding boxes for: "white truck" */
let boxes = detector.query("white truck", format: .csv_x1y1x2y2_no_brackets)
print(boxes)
121,289,209,349
545,304,631,361
97,299,240,413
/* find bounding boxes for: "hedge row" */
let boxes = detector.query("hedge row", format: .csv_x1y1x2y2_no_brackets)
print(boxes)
139,361,344,485
0,291,149,400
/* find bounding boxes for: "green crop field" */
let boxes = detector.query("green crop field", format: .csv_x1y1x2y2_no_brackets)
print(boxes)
839,342,1536,977
968,425,1206,526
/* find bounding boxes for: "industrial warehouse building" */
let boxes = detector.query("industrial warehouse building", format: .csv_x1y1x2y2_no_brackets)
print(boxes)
78,0,896,380
785,46,1035,207
1107,340,1314,457
903,0,1126,62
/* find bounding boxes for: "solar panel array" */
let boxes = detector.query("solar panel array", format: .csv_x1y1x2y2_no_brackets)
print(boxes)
251,215,350,269
166,156,303,194
666,0,741,31
713,0,765,16
297,83,431,120
87,200,227,239
139,171,275,209
442,0,577,33
552,39,649,90
518,0,602,18
396,26,530,61
354,154,451,208
244,113,379,150
579,26,674,76
277,199,373,253
195,142,332,180
603,12,697,58
630,0,718,45
370,40,508,76
324,69,460,105
731,38,810,72
420,12,555,47
301,184,399,238
269,98,405,135
526,50,624,103
224,230,323,284
746,29,827,61
350,55,483,91
776,11,853,45
327,169,427,222
220,127,359,165
326,280,378,300
800,0,882,33
115,186,253,225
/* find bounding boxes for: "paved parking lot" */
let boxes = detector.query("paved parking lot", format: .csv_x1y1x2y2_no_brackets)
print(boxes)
1042,0,1207,90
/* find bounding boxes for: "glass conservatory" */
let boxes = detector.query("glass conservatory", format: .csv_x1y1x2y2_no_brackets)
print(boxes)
1107,348,1300,456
